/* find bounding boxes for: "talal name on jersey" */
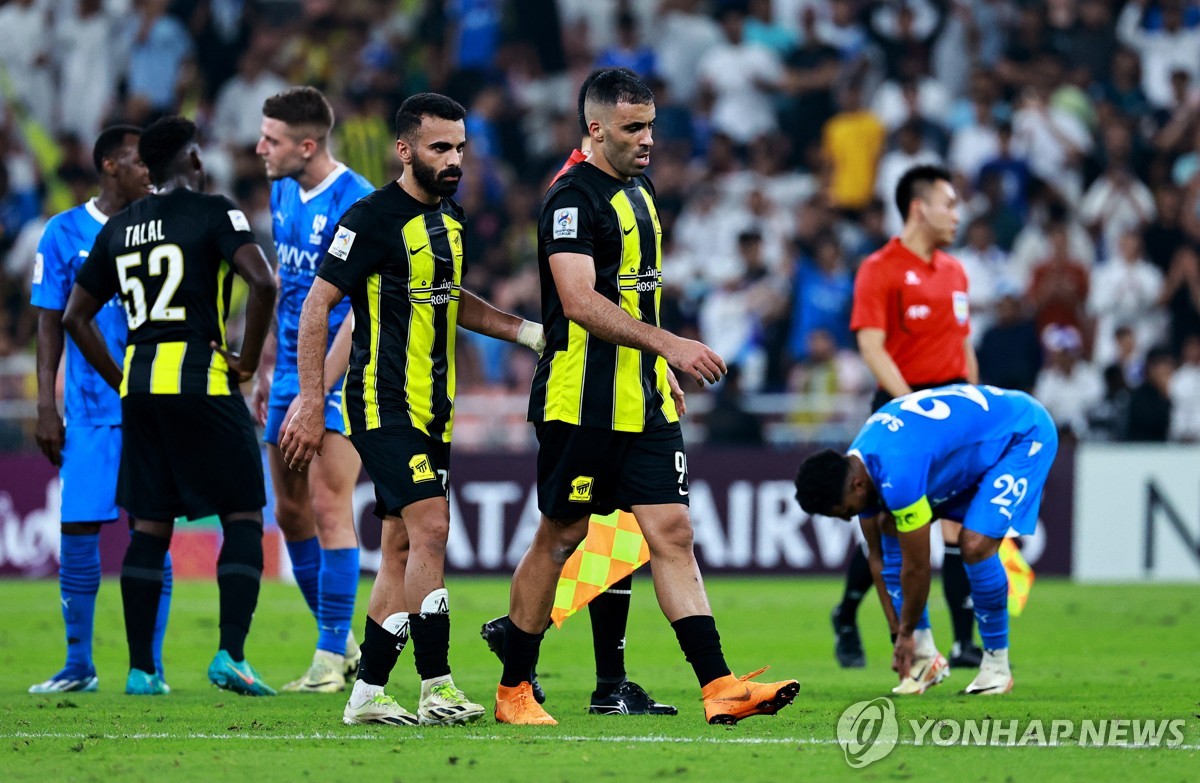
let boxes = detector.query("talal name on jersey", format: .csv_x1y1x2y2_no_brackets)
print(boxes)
125,220,165,247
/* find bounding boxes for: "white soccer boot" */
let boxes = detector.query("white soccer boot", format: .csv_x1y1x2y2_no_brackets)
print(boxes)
342,683,419,726
282,649,346,693
964,648,1014,695
343,631,362,683
893,629,951,695
417,677,486,725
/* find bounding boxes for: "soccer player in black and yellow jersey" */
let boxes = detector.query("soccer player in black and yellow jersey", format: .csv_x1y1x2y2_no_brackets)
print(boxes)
496,69,800,725
281,93,544,727
63,116,278,696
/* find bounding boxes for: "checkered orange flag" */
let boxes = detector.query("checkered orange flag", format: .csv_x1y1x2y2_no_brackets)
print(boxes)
1000,538,1034,617
550,510,650,628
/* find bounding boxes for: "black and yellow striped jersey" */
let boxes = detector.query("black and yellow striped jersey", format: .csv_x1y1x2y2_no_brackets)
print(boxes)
529,162,677,433
315,181,465,442
75,189,257,397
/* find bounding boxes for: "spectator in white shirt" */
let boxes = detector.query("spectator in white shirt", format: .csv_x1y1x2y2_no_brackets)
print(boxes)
1079,123,1156,258
212,49,290,150
698,4,784,145
1088,230,1166,366
1117,0,1200,110
1034,324,1104,440
1169,334,1200,441
876,120,941,235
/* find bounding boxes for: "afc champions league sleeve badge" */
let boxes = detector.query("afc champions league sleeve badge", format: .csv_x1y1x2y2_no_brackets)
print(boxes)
553,207,578,239
952,291,969,325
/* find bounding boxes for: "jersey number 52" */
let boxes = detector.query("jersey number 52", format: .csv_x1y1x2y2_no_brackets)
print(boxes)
116,245,186,329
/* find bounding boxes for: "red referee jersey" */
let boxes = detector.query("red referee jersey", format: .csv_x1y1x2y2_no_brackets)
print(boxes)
551,148,588,186
850,237,970,386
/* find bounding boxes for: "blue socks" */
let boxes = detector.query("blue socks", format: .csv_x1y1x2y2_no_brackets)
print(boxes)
880,533,931,631
964,554,1009,649
286,536,321,617
60,532,101,675
317,548,359,654
153,552,173,676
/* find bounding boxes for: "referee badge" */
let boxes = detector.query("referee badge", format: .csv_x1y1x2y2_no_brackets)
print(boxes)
569,475,593,503
409,454,437,483
953,291,969,325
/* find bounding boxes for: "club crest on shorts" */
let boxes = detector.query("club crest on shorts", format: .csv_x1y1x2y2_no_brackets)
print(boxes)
409,454,436,483
569,475,593,503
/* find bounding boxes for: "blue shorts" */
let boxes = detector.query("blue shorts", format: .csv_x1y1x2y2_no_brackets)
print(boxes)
264,387,347,445
961,409,1059,540
61,423,121,523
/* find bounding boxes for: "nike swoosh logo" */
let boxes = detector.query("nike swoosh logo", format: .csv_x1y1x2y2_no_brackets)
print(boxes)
679,487,689,496
232,667,255,685
410,244,428,255
711,688,752,703
622,226,635,235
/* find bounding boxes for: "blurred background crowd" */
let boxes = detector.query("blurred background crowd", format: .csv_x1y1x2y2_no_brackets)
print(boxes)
1,0,1200,450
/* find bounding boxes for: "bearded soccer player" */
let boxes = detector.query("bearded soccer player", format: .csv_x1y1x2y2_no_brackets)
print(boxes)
496,68,798,726
796,384,1058,695
63,116,277,695
834,164,982,680
29,125,173,693
480,67,676,717
281,93,544,726
254,86,374,693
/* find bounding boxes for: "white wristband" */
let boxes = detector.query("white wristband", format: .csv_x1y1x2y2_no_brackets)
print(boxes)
517,320,546,355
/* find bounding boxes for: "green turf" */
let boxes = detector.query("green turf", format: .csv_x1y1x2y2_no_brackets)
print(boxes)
1,576,1196,781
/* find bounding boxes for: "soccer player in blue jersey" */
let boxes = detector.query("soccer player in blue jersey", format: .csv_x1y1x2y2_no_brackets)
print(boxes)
254,87,375,692
28,125,172,693
795,385,1058,695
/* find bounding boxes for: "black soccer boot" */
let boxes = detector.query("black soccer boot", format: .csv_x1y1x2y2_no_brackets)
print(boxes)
832,606,866,668
481,615,546,704
588,680,678,716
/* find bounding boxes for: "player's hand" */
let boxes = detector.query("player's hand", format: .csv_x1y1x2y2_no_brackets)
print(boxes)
279,394,325,471
35,405,65,467
892,632,916,680
666,366,687,416
211,341,257,383
250,372,271,426
663,336,727,386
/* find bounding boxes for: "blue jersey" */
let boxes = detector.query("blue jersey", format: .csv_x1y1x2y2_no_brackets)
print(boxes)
30,199,126,425
850,385,1048,532
270,164,373,397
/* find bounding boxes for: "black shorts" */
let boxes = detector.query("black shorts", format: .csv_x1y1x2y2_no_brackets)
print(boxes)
535,421,688,520
870,378,968,413
349,425,449,519
119,393,265,521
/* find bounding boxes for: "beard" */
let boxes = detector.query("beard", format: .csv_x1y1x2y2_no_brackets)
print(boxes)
411,153,462,198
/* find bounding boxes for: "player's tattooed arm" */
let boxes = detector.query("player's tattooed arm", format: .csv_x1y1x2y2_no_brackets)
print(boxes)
280,276,343,471
62,286,123,392
34,307,66,466
215,243,276,381
548,251,726,386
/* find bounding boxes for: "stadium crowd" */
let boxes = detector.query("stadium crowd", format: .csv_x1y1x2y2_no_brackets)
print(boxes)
2,0,1200,446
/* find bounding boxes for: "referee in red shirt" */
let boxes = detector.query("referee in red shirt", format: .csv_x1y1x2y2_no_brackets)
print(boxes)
832,164,982,670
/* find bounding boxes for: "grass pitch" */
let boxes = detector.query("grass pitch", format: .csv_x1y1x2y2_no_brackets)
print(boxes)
1,576,1196,781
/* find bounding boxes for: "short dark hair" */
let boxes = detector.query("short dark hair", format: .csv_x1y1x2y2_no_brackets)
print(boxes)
895,164,953,221
93,125,141,174
138,116,197,185
794,449,851,517
262,86,335,138
584,68,655,122
394,93,467,142
578,67,642,136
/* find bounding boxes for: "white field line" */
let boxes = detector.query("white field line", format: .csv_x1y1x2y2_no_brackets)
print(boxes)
2,732,1197,750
